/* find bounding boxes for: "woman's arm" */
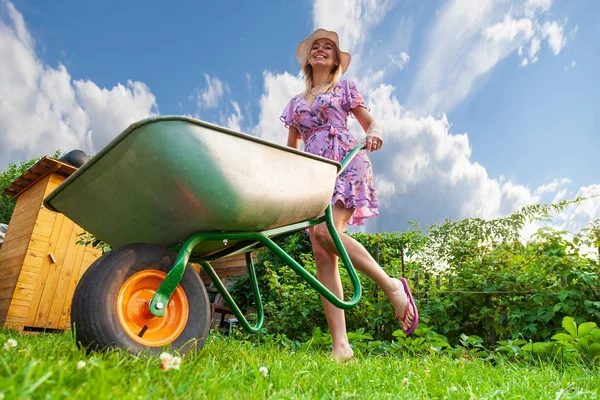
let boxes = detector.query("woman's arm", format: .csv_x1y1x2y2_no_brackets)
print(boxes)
352,106,374,132
287,127,301,149
353,106,383,152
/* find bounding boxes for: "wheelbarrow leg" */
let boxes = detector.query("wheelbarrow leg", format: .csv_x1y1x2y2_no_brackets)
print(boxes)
199,252,265,333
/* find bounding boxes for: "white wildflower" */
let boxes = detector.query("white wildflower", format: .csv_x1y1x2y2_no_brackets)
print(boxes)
451,386,458,392
3,339,17,350
402,378,409,386
259,366,268,377
76,360,86,370
169,356,182,370
160,352,173,370
159,352,181,371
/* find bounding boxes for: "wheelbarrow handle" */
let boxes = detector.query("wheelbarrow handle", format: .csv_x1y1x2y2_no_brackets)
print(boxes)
338,144,367,176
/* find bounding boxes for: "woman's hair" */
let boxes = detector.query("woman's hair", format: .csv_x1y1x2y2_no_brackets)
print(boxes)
301,47,343,99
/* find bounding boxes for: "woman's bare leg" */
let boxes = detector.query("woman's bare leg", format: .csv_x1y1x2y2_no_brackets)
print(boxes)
309,229,353,360
313,205,415,332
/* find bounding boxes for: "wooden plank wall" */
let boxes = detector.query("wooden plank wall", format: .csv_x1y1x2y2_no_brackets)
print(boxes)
0,175,51,327
24,173,101,330
0,173,102,330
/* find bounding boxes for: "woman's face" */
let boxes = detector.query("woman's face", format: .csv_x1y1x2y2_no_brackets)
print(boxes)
308,39,338,71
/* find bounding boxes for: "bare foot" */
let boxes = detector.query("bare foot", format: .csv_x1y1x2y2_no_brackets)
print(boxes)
384,278,415,332
330,342,354,361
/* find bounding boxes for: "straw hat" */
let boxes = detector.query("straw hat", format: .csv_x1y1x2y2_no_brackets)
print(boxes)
295,29,351,74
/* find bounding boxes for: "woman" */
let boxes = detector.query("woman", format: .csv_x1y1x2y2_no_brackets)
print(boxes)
280,29,419,360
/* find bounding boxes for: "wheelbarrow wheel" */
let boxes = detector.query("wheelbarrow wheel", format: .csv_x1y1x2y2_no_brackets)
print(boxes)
71,243,210,354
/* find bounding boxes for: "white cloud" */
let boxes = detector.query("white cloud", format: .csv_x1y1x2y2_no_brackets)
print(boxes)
551,188,568,204
542,21,566,55
534,178,572,196
311,0,413,93
522,21,574,67
197,74,226,108
528,37,541,63
564,60,577,72
356,69,385,91
224,101,243,132
524,0,554,16
250,71,304,145
311,0,396,80
74,80,157,152
389,52,410,70
359,84,542,229
248,72,538,230
569,25,579,40
312,0,390,56
408,2,535,115
561,185,600,234
408,1,575,114
484,14,534,43
519,184,600,258
245,72,253,91
0,1,157,169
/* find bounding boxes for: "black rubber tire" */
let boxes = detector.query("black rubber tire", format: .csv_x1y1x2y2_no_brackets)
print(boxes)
71,243,210,354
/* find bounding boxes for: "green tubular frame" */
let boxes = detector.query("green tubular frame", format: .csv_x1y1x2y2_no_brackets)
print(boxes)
149,144,366,333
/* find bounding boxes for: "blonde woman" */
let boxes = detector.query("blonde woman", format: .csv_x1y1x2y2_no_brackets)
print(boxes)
281,29,418,360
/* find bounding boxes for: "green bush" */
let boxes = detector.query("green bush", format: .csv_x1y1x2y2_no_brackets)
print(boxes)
229,199,600,346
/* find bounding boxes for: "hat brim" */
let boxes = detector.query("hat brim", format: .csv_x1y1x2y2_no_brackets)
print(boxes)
296,29,351,74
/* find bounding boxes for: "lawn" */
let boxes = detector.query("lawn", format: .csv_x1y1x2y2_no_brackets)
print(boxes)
1,329,598,399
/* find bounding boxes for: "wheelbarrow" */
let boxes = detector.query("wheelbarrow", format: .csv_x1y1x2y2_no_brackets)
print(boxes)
44,116,365,354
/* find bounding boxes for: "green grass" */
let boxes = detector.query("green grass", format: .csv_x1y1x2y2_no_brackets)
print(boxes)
1,329,598,399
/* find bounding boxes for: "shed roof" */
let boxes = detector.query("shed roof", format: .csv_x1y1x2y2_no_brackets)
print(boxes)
2,157,77,198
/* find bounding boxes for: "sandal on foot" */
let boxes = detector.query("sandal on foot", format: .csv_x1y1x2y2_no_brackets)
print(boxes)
395,277,419,335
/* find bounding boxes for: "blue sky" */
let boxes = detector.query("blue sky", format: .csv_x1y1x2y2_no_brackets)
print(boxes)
1,0,599,236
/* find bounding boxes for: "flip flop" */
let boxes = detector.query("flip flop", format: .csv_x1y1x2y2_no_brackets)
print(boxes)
395,277,419,335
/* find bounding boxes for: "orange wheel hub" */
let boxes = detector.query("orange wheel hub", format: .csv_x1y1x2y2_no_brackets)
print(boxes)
117,270,189,347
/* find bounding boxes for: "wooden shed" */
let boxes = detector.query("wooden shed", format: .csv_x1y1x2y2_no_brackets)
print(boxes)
0,157,102,331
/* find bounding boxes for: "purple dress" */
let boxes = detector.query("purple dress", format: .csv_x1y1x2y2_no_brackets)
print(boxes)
280,80,379,226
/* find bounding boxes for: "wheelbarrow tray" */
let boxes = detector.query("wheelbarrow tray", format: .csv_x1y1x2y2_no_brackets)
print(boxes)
44,116,340,256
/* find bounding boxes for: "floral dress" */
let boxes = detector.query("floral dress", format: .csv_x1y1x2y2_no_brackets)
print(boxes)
280,80,379,226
